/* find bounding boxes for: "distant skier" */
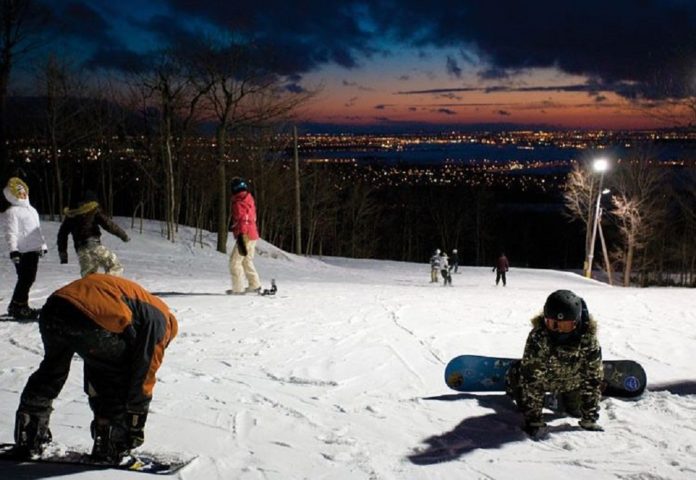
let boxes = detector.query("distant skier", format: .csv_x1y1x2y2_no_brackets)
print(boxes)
429,249,441,283
227,177,262,294
440,251,452,286
57,190,130,277
493,252,509,286
2,177,48,320
505,290,604,438
450,248,459,273
13,274,178,462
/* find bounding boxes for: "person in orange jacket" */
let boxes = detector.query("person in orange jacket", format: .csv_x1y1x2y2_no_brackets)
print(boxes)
13,274,178,462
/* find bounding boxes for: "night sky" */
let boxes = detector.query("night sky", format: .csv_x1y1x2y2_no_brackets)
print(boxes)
24,0,696,130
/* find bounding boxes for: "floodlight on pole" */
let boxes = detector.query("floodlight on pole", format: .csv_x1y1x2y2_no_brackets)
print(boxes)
586,157,610,278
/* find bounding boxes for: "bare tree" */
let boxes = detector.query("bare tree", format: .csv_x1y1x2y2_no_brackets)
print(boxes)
609,152,667,286
563,161,597,274
200,38,315,253
0,0,45,171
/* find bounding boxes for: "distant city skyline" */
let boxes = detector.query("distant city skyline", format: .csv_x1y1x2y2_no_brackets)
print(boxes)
18,1,696,131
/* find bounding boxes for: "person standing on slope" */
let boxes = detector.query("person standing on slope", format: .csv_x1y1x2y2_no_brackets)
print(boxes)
505,290,604,438
429,249,441,283
493,252,510,286
13,274,178,462
227,177,262,295
57,189,130,277
2,177,48,320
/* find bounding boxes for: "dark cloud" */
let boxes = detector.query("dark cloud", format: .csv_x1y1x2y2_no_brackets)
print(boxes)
369,0,696,99
497,110,511,116
86,46,149,73
436,108,457,115
446,55,462,78
39,1,696,100
374,104,387,110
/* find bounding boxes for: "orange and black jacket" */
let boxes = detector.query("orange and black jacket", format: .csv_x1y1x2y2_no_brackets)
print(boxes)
52,273,178,413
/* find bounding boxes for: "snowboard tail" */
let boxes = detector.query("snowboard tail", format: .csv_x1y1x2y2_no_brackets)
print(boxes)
0,443,194,475
444,354,646,398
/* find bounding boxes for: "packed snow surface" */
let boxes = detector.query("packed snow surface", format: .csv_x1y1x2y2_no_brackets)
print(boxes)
0,219,694,479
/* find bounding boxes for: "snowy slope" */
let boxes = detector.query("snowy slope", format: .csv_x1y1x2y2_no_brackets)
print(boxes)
0,219,694,479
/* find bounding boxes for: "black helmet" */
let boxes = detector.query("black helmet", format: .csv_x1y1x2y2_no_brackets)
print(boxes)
544,290,582,322
230,177,248,194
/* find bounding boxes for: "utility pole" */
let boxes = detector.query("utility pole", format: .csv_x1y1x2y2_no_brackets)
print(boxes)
598,208,613,286
293,125,302,255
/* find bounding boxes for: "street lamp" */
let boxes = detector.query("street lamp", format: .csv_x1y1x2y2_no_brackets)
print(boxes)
585,157,609,278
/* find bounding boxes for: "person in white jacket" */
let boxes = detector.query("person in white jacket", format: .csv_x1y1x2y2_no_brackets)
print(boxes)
3,177,47,319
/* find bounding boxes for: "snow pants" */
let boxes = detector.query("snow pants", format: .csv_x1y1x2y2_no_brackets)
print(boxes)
77,242,124,277
11,251,39,305
229,239,261,294
18,297,131,420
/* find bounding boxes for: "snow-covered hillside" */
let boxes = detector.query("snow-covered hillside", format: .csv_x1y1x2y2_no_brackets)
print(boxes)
0,219,694,479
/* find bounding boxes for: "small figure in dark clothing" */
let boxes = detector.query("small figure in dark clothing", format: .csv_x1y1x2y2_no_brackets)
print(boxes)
57,190,130,277
493,252,510,286
450,249,459,273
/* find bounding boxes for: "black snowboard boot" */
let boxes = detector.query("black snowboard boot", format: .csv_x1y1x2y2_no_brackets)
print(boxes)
8,302,40,321
14,410,52,456
90,416,130,463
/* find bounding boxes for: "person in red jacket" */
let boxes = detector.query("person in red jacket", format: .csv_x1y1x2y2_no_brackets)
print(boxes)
13,274,178,462
227,177,262,294
493,252,510,286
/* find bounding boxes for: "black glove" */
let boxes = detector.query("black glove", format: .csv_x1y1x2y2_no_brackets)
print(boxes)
123,235,130,243
237,235,248,256
10,251,20,264
59,252,68,264
522,420,547,438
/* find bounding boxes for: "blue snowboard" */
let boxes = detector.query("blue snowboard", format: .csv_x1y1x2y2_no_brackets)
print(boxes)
444,355,647,398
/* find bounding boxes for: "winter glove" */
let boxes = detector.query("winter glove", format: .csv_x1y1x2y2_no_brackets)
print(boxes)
59,251,68,264
123,235,130,243
237,235,248,257
10,251,20,264
578,419,604,431
522,420,547,438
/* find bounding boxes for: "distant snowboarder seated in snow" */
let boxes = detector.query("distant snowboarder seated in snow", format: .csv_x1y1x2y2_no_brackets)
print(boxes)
227,177,262,294
505,290,604,438
13,274,178,462
57,190,130,277
429,249,441,283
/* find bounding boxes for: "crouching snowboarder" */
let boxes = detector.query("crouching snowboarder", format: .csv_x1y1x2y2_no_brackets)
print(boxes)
13,274,178,462
505,289,604,438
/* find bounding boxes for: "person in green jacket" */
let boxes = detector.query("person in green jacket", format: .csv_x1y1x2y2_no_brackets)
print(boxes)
506,290,604,437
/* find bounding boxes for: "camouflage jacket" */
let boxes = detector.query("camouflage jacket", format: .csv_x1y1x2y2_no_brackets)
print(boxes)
517,314,603,423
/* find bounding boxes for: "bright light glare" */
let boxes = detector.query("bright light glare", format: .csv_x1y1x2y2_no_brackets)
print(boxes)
593,158,609,172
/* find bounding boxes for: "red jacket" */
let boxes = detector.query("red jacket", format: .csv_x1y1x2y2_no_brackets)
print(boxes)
229,191,259,240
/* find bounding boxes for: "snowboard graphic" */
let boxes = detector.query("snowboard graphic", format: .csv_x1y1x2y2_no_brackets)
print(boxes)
444,355,646,398
0,443,194,475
